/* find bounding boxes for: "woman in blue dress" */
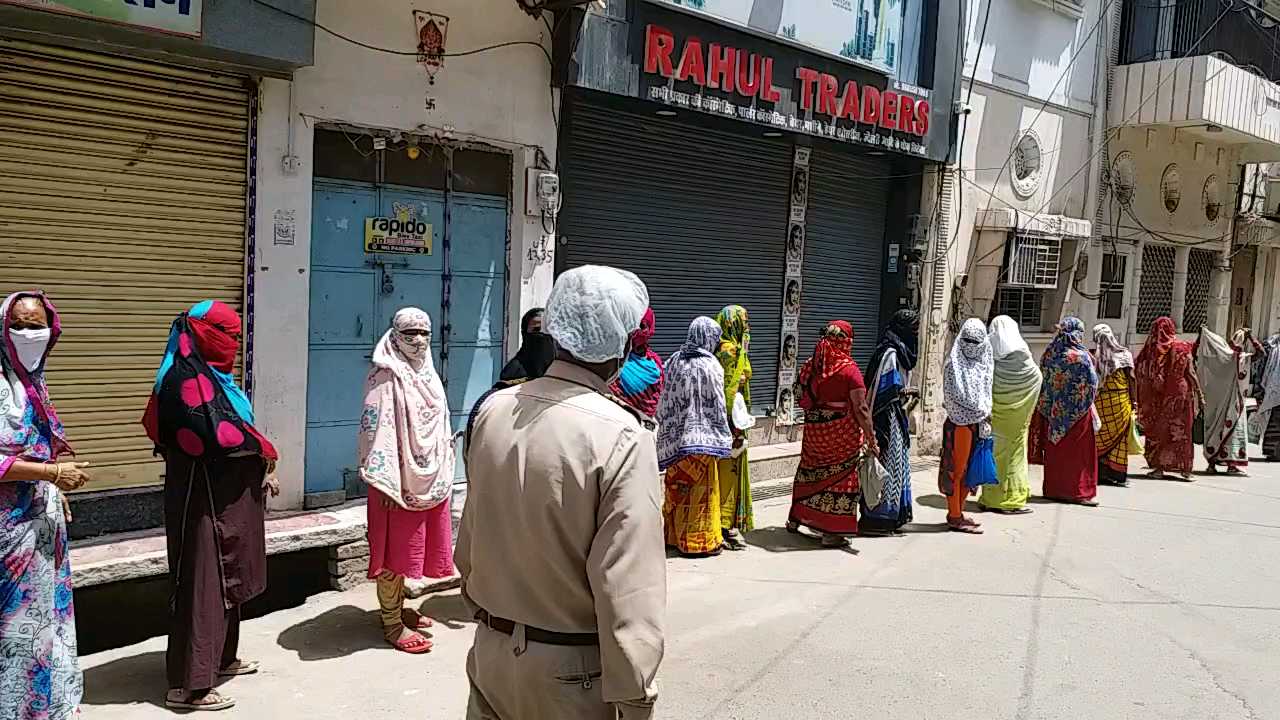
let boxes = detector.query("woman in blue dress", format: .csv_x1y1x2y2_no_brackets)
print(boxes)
859,310,919,535
1,291,91,720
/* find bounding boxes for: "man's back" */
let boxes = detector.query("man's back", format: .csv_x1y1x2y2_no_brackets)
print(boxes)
457,360,665,714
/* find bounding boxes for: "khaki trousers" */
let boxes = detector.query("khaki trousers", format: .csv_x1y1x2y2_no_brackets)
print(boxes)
465,623,616,720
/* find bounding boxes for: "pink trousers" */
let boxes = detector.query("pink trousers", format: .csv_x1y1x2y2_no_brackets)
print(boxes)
366,490,455,580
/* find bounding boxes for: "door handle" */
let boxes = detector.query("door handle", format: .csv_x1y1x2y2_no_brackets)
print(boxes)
356,315,364,337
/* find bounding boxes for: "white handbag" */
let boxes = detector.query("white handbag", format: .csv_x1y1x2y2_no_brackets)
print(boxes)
858,450,889,509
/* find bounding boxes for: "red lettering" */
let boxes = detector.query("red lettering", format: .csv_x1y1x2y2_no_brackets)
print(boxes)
737,52,762,98
915,100,931,136
897,95,916,134
880,90,899,130
861,85,881,125
817,73,840,118
644,25,675,77
838,80,860,120
795,67,819,111
707,44,736,92
759,57,781,102
675,37,706,86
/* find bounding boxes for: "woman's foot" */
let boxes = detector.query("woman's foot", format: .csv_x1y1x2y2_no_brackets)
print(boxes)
1175,472,1195,482
165,689,236,711
1150,470,1165,479
401,609,434,631
722,529,747,551
217,659,259,677
785,520,801,534
992,507,1034,515
387,626,433,654
947,517,983,534
1227,467,1246,476
820,534,850,548
1077,498,1100,507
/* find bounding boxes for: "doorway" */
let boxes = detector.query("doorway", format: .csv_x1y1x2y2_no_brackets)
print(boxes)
304,130,510,505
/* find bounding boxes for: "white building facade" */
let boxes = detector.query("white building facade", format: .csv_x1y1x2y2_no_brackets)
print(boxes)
916,0,1112,446
253,0,559,511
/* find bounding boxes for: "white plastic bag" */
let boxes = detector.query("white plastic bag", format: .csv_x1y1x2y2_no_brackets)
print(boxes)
732,391,756,431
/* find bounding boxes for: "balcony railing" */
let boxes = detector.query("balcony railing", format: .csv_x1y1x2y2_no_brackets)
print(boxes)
1120,0,1280,83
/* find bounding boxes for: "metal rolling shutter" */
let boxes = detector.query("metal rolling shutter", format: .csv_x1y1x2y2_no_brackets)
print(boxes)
0,38,250,491
799,148,890,367
558,99,790,410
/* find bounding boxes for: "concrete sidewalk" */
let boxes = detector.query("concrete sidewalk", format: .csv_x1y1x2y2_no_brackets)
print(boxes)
80,463,1280,719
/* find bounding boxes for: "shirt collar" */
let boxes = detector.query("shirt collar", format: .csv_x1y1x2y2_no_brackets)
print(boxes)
545,359,612,393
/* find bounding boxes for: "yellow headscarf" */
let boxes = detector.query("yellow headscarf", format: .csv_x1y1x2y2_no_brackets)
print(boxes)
715,305,752,406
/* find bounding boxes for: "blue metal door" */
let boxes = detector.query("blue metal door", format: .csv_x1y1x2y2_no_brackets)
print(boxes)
304,179,506,499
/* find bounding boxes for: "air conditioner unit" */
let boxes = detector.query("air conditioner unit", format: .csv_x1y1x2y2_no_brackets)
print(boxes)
1003,233,1062,289
1265,176,1280,218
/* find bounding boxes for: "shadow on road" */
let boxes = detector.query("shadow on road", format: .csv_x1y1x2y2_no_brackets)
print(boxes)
276,604,387,661
81,650,167,709
744,526,859,555
915,493,985,513
415,591,474,630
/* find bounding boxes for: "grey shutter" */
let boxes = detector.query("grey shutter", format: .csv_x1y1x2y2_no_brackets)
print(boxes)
799,148,891,368
558,98,791,410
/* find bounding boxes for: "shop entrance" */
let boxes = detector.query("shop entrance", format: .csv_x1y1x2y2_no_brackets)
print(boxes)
304,131,510,504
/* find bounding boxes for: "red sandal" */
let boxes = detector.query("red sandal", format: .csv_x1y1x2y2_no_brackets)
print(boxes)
389,630,433,654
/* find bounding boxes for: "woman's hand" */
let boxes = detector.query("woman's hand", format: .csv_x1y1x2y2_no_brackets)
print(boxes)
52,462,91,492
262,471,281,497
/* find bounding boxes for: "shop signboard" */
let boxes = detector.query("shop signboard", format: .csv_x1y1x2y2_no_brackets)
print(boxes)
1,0,204,36
637,3,935,159
650,0,915,76
364,217,432,255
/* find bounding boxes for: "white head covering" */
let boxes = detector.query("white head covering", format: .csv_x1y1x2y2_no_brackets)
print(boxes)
1092,323,1134,379
545,265,650,364
943,318,994,425
989,315,1031,360
358,307,454,510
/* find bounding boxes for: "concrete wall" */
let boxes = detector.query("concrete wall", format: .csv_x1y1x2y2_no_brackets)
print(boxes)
252,0,558,509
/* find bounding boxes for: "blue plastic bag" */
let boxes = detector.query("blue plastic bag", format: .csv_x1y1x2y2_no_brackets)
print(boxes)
965,436,998,488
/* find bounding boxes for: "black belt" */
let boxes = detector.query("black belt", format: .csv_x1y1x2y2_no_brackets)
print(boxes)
475,609,599,647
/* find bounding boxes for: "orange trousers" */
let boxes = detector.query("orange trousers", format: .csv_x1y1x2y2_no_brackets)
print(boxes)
946,423,974,521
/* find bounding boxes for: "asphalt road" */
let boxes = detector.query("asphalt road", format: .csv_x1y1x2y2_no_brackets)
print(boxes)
81,461,1280,719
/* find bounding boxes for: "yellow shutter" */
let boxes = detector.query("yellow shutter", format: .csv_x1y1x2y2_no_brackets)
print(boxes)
0,38,250,491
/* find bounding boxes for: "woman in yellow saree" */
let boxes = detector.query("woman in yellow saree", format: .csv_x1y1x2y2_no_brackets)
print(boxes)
715,305,753,550
979,316,1041,514
1093,323,1138,486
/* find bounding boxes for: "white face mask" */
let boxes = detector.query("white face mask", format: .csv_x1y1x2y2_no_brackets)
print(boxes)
9,327,51,372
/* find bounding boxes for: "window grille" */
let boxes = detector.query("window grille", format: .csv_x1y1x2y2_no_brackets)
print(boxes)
1183,248,1216,333
1098,252,1127,319
1137,244,1175,333
995,287,1045,328
1003,233,1062,289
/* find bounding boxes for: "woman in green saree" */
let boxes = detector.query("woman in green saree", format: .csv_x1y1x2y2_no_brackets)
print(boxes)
715,305,753,550
979,315,1041,514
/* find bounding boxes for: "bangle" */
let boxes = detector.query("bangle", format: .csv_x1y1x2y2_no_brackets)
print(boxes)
52,463,63,486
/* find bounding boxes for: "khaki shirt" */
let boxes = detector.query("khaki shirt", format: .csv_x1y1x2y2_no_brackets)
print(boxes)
457,360,666,709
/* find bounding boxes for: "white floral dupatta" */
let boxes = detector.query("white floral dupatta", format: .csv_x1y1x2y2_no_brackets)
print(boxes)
357,309,454,510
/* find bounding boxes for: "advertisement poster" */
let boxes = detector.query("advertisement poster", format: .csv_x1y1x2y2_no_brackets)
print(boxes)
1,0,203,36
364,217,432,255
777,145,809,425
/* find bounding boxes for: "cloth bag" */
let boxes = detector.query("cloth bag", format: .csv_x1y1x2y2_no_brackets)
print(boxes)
858,449,889,508
732,391,756,430
965,436,999,488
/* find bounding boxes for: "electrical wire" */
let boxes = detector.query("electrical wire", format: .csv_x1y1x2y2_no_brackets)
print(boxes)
249,0,554,66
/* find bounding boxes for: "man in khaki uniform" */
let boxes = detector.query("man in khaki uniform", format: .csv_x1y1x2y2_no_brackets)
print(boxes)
458,265,665,720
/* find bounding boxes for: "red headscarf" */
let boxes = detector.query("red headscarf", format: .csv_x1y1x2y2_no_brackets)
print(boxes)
799,321,857,409
632,307,656,351
1134,316,1194,423
188,301,241,373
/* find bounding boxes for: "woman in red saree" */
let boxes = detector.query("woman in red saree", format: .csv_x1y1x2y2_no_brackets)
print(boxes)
1134,317,1199,480
786,321,878,547
1030,317,1100,506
